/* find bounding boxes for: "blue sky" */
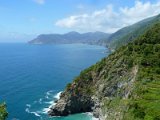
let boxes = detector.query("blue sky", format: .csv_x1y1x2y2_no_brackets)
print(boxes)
0,0,159,42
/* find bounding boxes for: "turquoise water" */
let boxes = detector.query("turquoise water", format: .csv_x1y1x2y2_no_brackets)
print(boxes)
0,43,108,120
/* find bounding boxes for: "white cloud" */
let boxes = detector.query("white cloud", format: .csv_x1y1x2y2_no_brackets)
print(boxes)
33,0,45,5
55,1,160,33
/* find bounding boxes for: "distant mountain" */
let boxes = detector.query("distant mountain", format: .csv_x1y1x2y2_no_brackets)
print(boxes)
28,31,110,46
29,14,160,49
107,14,160,49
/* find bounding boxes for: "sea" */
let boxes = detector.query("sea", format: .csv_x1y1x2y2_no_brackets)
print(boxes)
0,43,109,120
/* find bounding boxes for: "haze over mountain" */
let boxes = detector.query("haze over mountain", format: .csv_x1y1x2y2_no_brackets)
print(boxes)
29,31,110,46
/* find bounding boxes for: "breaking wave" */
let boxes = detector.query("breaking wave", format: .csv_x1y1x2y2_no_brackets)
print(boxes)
25,90,62,118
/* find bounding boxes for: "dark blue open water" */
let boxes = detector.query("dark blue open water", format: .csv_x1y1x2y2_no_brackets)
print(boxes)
0,43,108,120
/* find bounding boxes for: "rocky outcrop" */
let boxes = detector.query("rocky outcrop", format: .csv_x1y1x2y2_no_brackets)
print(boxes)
48,88,95,116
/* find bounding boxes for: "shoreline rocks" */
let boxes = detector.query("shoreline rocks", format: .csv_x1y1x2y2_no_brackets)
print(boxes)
48,91,95,116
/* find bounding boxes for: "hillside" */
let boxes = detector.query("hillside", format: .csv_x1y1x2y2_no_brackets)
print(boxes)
107,14,160,49
48,22,160,120
28,31,110,46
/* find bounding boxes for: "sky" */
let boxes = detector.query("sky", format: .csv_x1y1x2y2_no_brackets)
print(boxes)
0,0,160,42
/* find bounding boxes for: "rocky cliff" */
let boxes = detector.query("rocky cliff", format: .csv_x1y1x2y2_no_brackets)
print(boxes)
48,22,160,120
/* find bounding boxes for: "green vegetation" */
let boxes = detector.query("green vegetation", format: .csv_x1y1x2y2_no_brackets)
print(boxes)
127,23,160,120
0,103,8,120
108,22,160,120
64,21,160,120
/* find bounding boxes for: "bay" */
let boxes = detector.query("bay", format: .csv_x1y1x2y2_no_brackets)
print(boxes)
0,43,108,120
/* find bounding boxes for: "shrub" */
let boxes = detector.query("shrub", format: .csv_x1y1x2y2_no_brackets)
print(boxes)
0,103,8,120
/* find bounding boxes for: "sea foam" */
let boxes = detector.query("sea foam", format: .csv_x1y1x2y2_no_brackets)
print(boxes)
42,91,62,114
25,91,62,117
54,91,62,100
86,112,99,120
25,107,41,117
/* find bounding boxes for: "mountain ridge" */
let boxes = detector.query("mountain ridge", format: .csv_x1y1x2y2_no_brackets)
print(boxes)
28,31,110,46
29,14,160,51
107,14,160,49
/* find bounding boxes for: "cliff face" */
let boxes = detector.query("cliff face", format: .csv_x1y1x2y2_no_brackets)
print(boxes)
49,47,139,119
48,91,94,116
49,23,160,120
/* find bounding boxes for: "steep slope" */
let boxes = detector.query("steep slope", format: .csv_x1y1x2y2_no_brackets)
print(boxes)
48,22,160,120
28,31,110,46
107,14,160,49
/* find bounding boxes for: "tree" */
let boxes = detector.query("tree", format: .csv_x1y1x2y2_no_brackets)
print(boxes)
0,103,8,120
